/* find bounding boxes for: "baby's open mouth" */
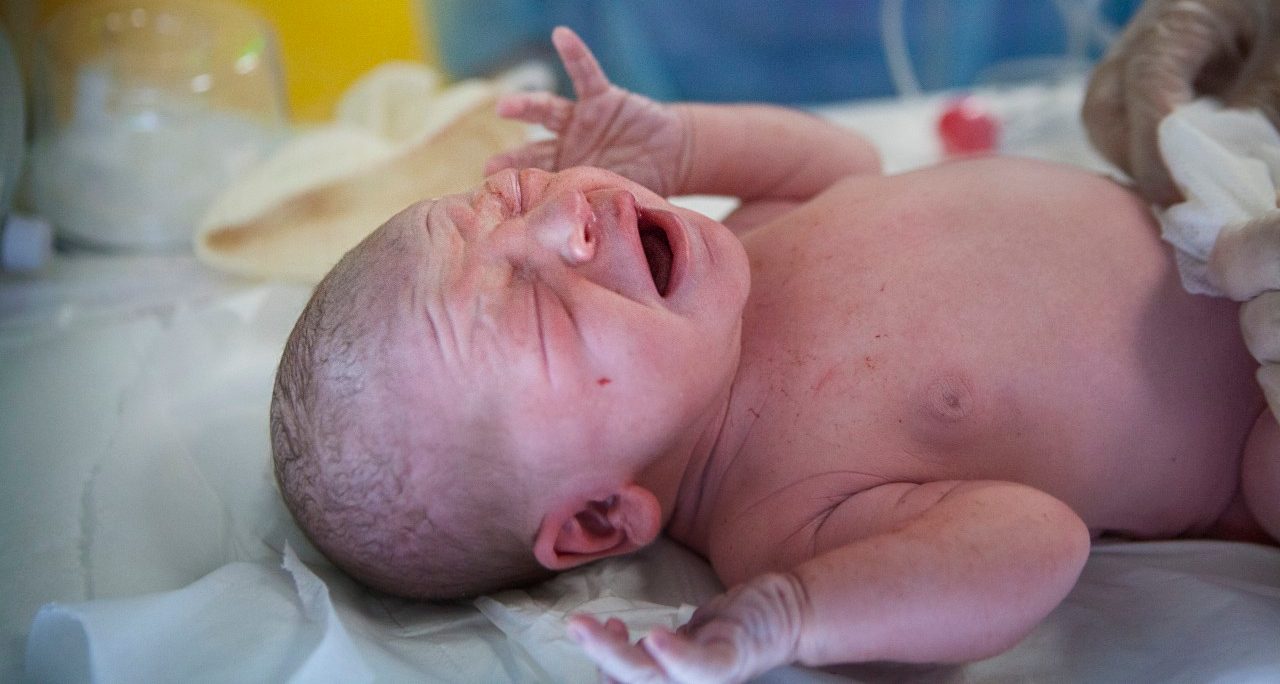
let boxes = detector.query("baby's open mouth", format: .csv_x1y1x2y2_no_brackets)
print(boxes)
638,211,673,297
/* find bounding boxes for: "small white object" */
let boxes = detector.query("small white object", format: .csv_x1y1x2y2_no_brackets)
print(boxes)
1157,99,1280,297
1,213,53,272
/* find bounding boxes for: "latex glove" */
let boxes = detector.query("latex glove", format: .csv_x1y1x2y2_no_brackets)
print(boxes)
1083,0,1280,206
566,573,806,684
485,27,692,196
1206,213,1280,301
1240,288,1280,409
1226,214,1280,415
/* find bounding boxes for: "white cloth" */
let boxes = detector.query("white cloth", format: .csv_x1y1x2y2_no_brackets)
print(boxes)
1158,99,1280,297
22,536,731,684
25,545,374,684
22,535,1280,683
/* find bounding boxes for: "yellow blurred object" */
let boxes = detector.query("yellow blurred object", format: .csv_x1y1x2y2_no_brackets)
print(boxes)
235,0,438,122
4,0,439,123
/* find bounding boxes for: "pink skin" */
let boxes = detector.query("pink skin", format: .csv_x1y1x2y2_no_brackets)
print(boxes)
475,28,886,681
387,164,750,524
304,26,1280,682
415,25,1278,684
485,29,691,197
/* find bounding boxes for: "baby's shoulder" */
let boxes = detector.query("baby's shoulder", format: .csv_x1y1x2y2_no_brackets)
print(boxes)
797,155,1131,211
913,156,1137,204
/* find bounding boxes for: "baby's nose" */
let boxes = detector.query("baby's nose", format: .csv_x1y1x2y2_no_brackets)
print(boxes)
526,190,597,265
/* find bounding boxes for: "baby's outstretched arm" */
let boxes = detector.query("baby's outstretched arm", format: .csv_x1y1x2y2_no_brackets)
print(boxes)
488,28,880,205
569,481,1090,683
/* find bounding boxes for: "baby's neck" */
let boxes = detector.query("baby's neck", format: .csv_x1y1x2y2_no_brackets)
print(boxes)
658,379,755,556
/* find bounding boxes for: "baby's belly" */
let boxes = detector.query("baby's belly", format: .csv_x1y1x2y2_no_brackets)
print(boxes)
742,158,1264,538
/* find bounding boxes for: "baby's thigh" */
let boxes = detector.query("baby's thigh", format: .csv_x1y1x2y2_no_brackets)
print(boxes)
1241,409,1280,544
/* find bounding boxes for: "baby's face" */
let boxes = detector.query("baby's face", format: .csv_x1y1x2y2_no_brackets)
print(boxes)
381,166,750,481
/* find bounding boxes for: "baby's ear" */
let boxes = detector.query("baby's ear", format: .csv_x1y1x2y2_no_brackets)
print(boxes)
533,485,662,570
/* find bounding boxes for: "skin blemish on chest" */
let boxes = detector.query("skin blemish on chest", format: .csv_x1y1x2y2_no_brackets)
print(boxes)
812,365,839,395
597,377,612,386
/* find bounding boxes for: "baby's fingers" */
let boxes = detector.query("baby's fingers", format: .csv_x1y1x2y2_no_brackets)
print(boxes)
495,92,573,132
567,617,667,683
603,618,630,639
645,629,742,683
1241,290,1280,363
552,26,612,100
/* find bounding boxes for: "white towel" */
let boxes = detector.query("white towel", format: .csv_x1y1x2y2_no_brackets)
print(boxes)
1158,99,1280,297
25,546,375,684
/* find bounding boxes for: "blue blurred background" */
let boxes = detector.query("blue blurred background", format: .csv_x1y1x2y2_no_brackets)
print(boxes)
429,0,1142,104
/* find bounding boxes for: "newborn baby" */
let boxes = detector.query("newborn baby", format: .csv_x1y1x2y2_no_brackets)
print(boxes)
270,28,1280,682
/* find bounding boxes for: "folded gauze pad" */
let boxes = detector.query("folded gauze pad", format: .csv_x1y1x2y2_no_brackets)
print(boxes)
1158,99,1280,297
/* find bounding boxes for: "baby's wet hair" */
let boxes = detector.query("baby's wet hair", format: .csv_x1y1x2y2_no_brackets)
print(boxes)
270,224,553,599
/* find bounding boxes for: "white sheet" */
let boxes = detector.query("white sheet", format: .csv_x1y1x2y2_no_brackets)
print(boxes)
6,78,1280,683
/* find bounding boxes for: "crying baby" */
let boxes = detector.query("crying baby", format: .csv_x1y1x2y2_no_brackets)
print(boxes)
270,27,1280,682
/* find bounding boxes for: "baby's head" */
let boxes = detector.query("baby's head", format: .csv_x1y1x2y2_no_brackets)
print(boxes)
271,167,750,599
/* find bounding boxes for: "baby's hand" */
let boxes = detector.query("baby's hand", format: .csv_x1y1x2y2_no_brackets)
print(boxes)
485,27,692,196
566,573,806,684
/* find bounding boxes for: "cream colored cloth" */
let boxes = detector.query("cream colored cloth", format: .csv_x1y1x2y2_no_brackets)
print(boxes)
194,65,528,283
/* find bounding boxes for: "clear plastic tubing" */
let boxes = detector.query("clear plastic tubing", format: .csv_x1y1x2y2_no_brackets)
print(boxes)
878,0,1114,97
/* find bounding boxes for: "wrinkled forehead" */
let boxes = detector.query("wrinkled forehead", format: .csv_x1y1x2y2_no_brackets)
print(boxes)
394,166,652,293
367,164,668,365
422,174,515,244
389,170,525,290
351,181,523,383
411,165,664,250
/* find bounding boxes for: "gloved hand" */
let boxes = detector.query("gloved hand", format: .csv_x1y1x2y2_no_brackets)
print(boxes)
1239,292,1280,412
1208,214,1280,302
1219,214,1280,413
1083,0,1280,206
485,27,692,196
565,573,805,684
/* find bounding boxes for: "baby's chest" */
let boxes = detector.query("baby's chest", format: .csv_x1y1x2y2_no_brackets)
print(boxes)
718,287,1254,571
720,280,1180,552
738,200,1202,471
707,363,1099,581
730,348,1036,496
736,239,1070,482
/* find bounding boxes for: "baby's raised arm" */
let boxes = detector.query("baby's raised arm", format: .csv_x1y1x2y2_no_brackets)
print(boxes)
569,480,1090,682
488,28,880,208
